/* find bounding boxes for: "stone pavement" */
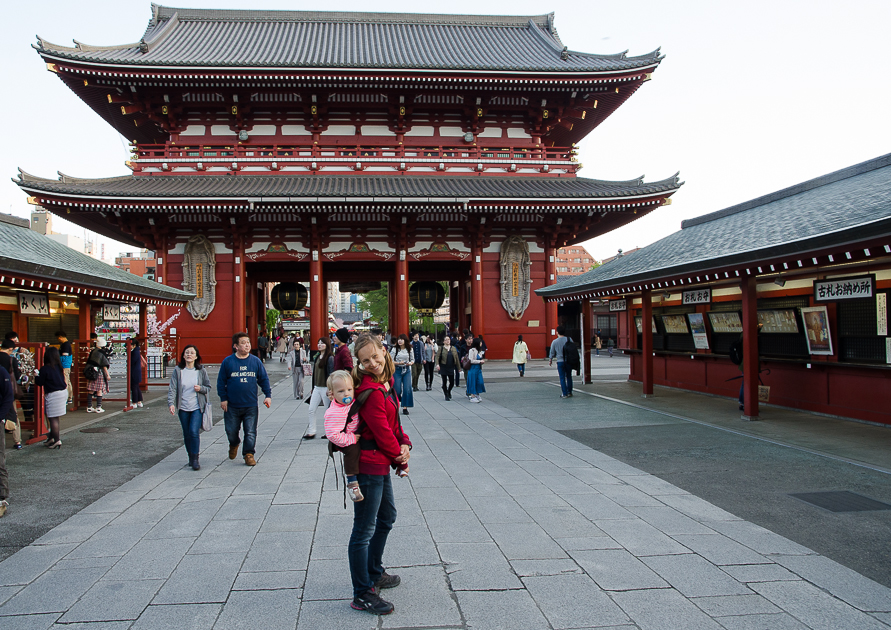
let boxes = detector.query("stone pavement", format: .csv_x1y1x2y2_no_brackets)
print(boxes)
1,362,890,629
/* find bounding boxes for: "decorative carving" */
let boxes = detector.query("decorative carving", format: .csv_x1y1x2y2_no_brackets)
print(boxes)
499,235,533,320
245,252,268,262
182,235,217,320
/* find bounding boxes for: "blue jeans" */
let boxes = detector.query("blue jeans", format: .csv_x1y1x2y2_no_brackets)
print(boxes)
224,405,258,455
556,361,573,396
348,474,396,597
393,367,413,408
517,363,525,375
178,408,202,455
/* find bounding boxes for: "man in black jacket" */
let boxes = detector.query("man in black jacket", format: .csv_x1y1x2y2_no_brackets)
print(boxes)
0,340,21,449
0,364,15,517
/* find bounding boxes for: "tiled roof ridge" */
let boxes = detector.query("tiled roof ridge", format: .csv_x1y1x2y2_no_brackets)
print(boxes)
56,172,133,185
682,152,891,230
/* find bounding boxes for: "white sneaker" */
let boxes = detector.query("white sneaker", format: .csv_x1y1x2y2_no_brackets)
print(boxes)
95,407,105,413
0,499,8,518
137,402,143,408
86,407,95,413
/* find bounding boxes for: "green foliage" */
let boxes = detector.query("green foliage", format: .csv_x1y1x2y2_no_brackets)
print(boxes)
265,309,280,333
357,280,450,333
589,260,603,271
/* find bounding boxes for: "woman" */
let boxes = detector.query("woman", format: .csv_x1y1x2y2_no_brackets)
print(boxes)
435,335,460,401
305,336,334,439
35,347,67,449
130,338,144,408
167,345,211,471
348,334,411,615
389,334,413,416
512,335,530,377
286,337,308,400
86,338,111,413
465,338,487,403
276,334,289,362
423,336,435,391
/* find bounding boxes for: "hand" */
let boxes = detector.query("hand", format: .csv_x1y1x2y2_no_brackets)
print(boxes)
221,401,228,412
263,398,271,408
394,444,410,464
193,384,201,392
169,405,175,415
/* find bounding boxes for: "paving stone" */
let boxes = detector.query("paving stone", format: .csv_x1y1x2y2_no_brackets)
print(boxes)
50,556,119,572
273,481,322,504
0,585,22,607
510,559,584,577
232,470,285,495
642,554,752,597
152,552,244,604
706,521,813,556
456,589,550,630
384,524,441,567
438,542,522,591
111,499,179,527
626,506,717,535
215,494,274,520
570,549,668,591
672,534,769,566
213,588,302,630
555,536,623,552
130,603,222,629
466,494,533,524
611,588,726,630
49,622,132,630
485,522,569,560
143,497,225,539
524,573,631,629
0,613,60,629
596,518,691,556
80,492,146,514
719,564,800,584
751,580,890,630
259,504,318,532
380,565,462,628
691,594,780,617
562,493,635,521
303,558,350,601
563,466,624,487
59,579,164,622
294,599,376,630
596,482,666,507
771,554,891,612
142,475,201,500
424,510,491,543
0,544,77,586
188,517,263,554
414,485,471,511
658,495,743,523
616,473,692,496
233,570,305,591
241,531,312,573
714,612,810,629
0,567,107,615
32,512,118,546
63,523,151,560
103,537,194,580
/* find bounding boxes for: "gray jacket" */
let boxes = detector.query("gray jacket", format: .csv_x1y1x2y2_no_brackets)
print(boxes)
548,336,570,362
168,366,212,413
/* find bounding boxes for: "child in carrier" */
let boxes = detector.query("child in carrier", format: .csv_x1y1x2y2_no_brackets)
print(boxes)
324,371,408,502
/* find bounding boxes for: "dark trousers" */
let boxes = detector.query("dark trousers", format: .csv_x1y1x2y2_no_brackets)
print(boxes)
424,362,434,387
348,474,396,598
0,417,7,500
224,405,259,455
341,443,361,477
440,370,455,397
130,376,143,403
411,362,423,390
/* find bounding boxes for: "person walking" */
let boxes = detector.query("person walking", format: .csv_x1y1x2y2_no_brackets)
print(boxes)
130,338,144,408
55,331,73,404
276,334,289,362
456,332,473,390
304,336,334,439
217,333,271,467
423,336,435,390
594,334,602,357
0,364,14,518
512,335,530,377
410,332,424,392
257,330,269,362
333,327,354,371
34,347,67,449
168,345,212,471
85,338,111,412
548,325,573,398
389,334,413,415
435,335,460,401
465,338,487,403
0,340,22,449
348,334,412,615
286,337,307,400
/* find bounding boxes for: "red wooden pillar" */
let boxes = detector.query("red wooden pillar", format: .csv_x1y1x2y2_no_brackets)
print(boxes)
641,289,654,396
138,305,148,339
232,238,246,333
545,246,558,340
741,276,760,419
310,250,325,344
394,253,410,335
78,298,92,341
248,281,259,346
470,243,485,337
582,299,593,384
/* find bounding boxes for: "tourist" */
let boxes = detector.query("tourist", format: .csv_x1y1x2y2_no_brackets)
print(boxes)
548,325,573,398
348,334,412,615
410,332,424,392
465,338,487,403
34,347,67,449
0,341,21,449
276,333,289,362
435,335,459,401
423,336,435,390
286,337,308,400
55,331,73,404
257,330,269,362
456,332,473,393
218,333,271,466
168,345,211,471
85,338,111,412
512,335,530,377
0,363,14,518
130,337,144,408
595,333,602,357
389,334,413,416
333,327,354,371
304,336,334,439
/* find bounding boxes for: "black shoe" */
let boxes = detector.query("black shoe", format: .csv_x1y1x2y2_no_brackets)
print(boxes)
412,387,419,392
191,455,200,471
303,434,316,440
402,408,409,415
739,404,744,411
351,589,394,615
374,572,401,590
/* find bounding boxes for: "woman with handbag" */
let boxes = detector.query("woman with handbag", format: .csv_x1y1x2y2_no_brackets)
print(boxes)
512,335,530,377
85,338,111,413
35,347,67,449
465,338,487,403
286,337,308,400
389,334,413,416
167,345,211,471
304,337,334,439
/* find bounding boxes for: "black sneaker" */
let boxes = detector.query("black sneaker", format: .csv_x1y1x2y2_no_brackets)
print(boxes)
374,572,401,590
351,589,394,615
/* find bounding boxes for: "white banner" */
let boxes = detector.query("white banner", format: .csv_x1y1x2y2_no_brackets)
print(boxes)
877,293,887,337
609,299,627,312
814,275,874,301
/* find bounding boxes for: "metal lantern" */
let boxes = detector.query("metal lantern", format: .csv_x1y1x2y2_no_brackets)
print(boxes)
339,281,382,294
409,281,446,315
271,282,308,312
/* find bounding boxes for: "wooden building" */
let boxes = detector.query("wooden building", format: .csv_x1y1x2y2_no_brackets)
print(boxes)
537,154,891,425
17,5,680,361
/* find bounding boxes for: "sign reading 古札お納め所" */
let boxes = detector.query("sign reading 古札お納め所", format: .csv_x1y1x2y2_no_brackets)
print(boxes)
814,275,874,302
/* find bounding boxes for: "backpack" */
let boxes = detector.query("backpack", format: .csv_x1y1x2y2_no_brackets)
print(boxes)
83,363,99,381
729,340,744,365
562,339,581,373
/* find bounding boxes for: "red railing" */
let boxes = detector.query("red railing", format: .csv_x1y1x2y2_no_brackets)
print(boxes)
19,343,46,445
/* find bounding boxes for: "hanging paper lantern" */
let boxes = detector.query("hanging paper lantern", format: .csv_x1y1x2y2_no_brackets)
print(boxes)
339,281,382,294
409,281,446,315
271,283,308,312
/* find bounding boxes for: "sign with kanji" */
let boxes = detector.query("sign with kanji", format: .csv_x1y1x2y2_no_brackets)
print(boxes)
682,288,711,305
814,275,874,302
609,299,627,312
18,292,49,317
102,304,121,321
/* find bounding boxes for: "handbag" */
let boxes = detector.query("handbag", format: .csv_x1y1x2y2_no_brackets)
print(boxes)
302,362,312,377
4,418,15,431
526,351,532,362
461,355,472,371
201,403,213,432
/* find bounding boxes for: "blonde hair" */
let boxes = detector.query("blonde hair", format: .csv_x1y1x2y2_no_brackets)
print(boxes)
352,333,395,384
326,370,353,392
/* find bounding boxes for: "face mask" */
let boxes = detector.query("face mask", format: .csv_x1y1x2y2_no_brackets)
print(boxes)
341,396,353,404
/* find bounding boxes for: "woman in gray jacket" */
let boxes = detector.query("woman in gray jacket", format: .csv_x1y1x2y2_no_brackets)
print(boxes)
167,345,212,471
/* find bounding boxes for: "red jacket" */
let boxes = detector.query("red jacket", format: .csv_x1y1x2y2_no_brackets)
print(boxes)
355,374,412,475
333,343,354,371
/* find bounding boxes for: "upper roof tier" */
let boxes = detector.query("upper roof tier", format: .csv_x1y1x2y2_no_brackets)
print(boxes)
35,4,662,73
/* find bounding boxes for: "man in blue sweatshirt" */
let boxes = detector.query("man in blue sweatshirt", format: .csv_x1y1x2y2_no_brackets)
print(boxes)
218,332,272,466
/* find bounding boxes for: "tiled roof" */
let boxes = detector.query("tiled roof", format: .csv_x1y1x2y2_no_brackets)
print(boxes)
537,153,891,297
35,5,662,73
0,218,194,302
15,172,682,203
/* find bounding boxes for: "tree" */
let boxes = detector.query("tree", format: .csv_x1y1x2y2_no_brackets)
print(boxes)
265,309,280,334
357,284,390,330
589,260,603,271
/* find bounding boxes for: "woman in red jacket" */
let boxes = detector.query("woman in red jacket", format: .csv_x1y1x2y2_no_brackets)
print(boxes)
348,334,412,615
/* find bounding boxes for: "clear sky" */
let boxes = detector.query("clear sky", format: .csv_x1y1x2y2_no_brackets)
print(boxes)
4,0,890,263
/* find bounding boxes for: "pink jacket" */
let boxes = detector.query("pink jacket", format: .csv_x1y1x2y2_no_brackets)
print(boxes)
324,401,359,448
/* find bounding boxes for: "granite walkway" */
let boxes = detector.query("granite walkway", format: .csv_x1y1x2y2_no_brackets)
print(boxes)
1,372,890,629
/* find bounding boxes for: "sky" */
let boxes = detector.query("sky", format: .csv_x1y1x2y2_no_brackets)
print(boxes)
3,0,891,263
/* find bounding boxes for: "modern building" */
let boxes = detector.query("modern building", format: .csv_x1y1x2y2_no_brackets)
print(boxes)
115,250,157,280
556,245,597,277
16,5,680,361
